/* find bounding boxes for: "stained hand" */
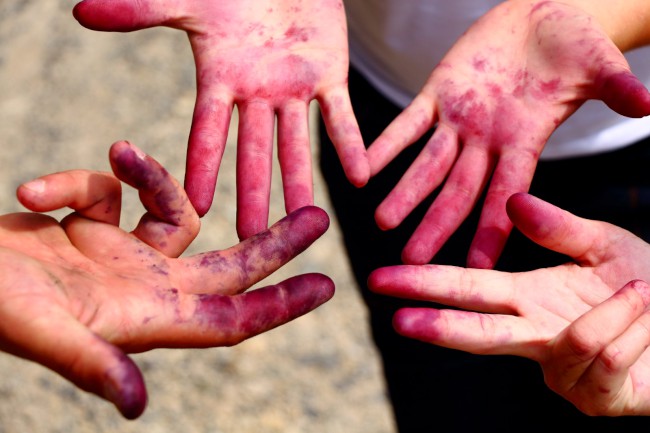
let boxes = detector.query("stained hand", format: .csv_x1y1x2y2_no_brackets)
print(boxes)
72,0,369,237
1,141,333,419
368,1,650,267
370,193,650,416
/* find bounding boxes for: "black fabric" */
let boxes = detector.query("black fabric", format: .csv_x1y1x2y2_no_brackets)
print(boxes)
318,67,650,432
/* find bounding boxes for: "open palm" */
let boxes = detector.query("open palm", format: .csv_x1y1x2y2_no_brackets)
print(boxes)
370,192,650,416
73,0,369,238
368,1,650,268
0,141,333,419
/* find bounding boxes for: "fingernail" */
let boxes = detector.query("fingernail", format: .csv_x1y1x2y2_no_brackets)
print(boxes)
21,179,46,194
129,142,147,160
102,354,148,420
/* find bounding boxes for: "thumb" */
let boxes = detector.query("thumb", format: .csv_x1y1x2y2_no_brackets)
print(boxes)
595,67,650,118
7,312,147,419
72,0,180,32
505,193,602,260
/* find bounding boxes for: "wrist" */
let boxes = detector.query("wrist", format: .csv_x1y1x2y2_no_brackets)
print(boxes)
508,0,650,51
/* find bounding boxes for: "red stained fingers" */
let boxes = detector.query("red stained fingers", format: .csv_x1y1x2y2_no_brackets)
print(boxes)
124,273,333,350
368,264,518,315
235,101,276,240
505,193,601,261
17,170,122,226
73,0,183,32
318,87,370,188
3,308,147,419
187,273,335,347
374,124,458,231
467,149,539,269
277,101,314,214
180,205,330,295
367,93,438,176
391,307,528,356
401,144,493,265
595,68,650,119
185,91,234,217
109,141,200,258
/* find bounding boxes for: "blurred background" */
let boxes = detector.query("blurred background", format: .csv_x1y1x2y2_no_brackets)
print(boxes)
0,1,396,432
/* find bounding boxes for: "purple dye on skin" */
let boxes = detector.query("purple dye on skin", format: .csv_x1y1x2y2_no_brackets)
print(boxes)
192,295,259,346
198,252,230,273
73,0,150,32
112,145,162,192
284,23,311,42
193,274,333,345
472,56,488,72
441,86,488,138
156,287,179,302
149,262,169,276
112,144,186,225
102,347,147,419
597,71,650,117
538,78,561,95
153,192,184,224
393,308,443,342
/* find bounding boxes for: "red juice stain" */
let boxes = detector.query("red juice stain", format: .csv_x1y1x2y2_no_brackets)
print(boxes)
73,0,150,32
284,24,311,42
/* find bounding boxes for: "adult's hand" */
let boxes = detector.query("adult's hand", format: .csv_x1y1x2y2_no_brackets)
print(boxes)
1,141,333,419
367,0,650,267
72,0,369,238
370,192,650,416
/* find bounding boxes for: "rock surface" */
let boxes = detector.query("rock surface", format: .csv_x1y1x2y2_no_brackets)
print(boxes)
0,1,396,432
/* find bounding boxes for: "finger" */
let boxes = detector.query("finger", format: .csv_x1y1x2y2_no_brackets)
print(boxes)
109,141,200,258
579,310,650,415
235,101,275,240
595,68,650,118
128,273,335,349
17,170,122,226
181,206,329,295
62,213,170,270
546,280,650,399
277,100,314,213
2,309,146,419
318,86,370,187
391,308,535,357
374,124,458,230
184,89,234,217
368,264,518,314
505,193,604,261
72,0,182,32
367,94,437,176
401,144,493,265
467,149,539,269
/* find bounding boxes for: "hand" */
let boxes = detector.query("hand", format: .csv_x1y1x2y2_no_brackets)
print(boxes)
1,141,333,419
367,1,650,267
369,192,650,416
72,0,369,237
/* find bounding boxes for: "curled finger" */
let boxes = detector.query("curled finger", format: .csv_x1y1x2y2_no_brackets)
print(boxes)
110,141,200,258
547,280,650,414
17,170,122,226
